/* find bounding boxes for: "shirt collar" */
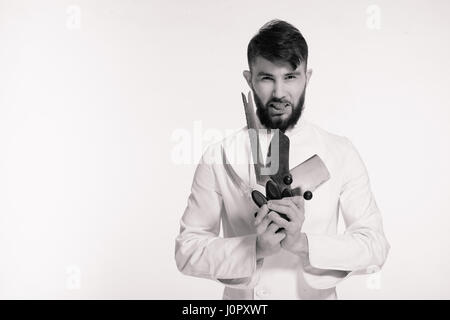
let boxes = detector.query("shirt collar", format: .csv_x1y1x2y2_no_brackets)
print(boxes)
284,116,306,138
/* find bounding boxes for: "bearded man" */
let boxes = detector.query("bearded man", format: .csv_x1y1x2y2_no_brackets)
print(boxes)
175,19,390,300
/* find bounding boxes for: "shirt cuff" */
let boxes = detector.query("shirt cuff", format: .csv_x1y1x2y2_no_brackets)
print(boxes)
301,233,351,289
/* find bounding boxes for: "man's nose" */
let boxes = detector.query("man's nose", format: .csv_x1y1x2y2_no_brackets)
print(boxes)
272,81,286,99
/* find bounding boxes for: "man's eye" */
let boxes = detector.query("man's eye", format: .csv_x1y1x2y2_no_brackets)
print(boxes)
285,75,297,80
261,77,273,81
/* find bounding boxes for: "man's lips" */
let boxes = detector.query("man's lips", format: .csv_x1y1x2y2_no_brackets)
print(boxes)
268,102,291,115
269,102,290,110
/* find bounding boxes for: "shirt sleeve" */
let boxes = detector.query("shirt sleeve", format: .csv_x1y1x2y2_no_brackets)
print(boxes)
175,146,262,289
303,138,390,289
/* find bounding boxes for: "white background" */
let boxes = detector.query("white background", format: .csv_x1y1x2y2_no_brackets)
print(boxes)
1,0,449,299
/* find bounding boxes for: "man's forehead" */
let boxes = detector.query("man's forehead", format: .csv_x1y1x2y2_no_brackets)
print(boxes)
251,56,305,75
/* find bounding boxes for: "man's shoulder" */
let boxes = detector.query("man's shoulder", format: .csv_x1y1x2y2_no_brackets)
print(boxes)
305,121,367,174
304,120,354,153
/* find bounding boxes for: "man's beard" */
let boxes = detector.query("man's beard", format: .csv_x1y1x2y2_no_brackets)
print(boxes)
253,87,306,132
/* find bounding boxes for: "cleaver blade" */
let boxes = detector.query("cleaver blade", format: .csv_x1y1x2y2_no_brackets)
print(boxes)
290,154,330,195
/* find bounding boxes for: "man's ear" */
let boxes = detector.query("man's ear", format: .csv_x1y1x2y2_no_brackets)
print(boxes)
305,68,313,87
243,70,252,88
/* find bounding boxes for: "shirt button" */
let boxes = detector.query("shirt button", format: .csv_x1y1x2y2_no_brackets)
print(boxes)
255,286,270,298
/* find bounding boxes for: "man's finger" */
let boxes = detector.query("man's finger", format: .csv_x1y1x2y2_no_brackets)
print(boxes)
267,201,298,222
267,220,281,234
256,217,271,235
254,204,269,226
288,195,304,208
269,196,303,209
274,231,286,242
268,211,291,230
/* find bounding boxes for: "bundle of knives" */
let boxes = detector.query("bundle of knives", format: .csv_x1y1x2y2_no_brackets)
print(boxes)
241,92,330,221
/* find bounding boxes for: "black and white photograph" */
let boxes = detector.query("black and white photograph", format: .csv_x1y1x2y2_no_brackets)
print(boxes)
0,0,449,303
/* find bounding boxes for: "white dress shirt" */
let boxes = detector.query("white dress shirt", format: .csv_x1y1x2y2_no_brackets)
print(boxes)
175,117,390,300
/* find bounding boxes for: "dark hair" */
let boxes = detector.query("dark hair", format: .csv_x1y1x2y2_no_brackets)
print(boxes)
247,19,308,70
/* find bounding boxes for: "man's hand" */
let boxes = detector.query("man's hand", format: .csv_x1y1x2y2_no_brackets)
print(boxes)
266,196,308,256
254,204,286,260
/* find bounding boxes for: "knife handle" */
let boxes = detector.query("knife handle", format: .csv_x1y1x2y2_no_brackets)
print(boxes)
266,180,281,200
251,190,267,208
251,190,290,221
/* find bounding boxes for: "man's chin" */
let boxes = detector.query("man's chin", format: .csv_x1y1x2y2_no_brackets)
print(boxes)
265,120,289,131
268,114,290,128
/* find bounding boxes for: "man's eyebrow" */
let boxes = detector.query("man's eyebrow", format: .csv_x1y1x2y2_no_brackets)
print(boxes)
285,71,302,76
256,72,274,77
256,71,302,77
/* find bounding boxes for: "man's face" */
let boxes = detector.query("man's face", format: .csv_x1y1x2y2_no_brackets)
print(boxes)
245,56,310,132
